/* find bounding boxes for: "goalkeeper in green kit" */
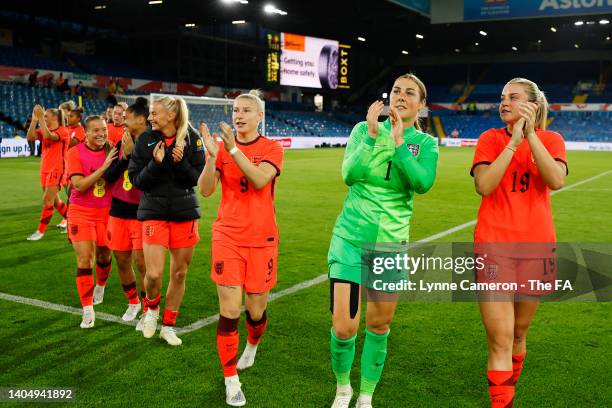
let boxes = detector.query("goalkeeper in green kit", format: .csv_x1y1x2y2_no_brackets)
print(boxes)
328,74,438,408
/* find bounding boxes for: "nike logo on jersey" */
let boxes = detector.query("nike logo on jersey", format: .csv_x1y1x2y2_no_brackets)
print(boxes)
147,141,157,147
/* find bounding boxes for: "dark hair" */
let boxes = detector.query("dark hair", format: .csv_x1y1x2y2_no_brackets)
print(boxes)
126,97,149,119
84,115,112,153
70,107,84,119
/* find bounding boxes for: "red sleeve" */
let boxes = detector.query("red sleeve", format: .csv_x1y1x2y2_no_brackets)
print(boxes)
76,126,86,143
35,128,42,141
543,131,568,175
66,147,84,179
58,127,71,143
471,129,499,176
261,140,284,176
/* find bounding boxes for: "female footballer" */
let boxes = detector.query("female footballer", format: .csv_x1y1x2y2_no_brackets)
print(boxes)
328,74,439,408
26,105,70,241
198,90,283,407
66,115,117,328
104,97,149,325
471,78,567,407
128,96,204,346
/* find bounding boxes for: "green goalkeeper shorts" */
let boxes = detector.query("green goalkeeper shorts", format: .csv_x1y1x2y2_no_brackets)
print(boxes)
327,234,408,290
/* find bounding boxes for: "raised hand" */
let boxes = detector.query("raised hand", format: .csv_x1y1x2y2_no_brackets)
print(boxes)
33,104,44,120
388,107,405,147
519,102,538,138
172,144,184,163
152,141,165,164
101,147,118,170
366,100,385,138
510,117,526,149
121,129,134,156
200,122,218,159
218,121,236,152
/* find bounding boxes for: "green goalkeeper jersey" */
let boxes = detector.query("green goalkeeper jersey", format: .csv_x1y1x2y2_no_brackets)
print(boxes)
332,118,439,244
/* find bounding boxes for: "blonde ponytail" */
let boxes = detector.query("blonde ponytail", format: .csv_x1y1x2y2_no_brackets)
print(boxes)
154,96,191,146
507,78,549,130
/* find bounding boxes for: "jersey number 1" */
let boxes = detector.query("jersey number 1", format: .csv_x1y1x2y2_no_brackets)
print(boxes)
384,161,392,181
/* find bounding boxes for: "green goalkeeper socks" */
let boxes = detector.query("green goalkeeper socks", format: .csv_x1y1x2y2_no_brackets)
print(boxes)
360,328,389,396
330,328,356,385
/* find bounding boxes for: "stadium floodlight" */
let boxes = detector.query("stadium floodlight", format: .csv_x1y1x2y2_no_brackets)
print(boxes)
185,23,196,27
607,36,611,41
574,21,584,26
512,46,518,51
538,39,542,44
148,0,163,4
574,44,580,48
357,36,366,42
264,4,287,15
550,26,557,32
223,0,248,4
232,20,246,24
401,50,408,55
479,30,487,36
475,42,479,46
94,5,106,10
382,92,388,99
600,19,609,25
416,34,424,39
586,21,595,25
454,48,460,52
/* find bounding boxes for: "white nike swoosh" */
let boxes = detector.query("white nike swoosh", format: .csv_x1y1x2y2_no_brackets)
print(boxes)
147,142,156,147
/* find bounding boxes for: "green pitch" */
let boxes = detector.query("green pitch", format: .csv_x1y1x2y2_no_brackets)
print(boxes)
0,148,610,407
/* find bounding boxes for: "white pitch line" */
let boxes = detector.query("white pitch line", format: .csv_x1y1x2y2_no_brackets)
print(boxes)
2,169,611,333
0,292,136,327
178,274,329,334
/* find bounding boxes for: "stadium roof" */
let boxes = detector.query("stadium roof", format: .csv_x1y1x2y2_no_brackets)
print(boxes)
4,0,611,59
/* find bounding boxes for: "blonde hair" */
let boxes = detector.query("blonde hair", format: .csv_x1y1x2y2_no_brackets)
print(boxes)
236,89,265,113
115,102,128,111
153,96,191,146
46,108,64,128
59,100,76,112
393,73,427,132
59,101,76,126
506,78,549,130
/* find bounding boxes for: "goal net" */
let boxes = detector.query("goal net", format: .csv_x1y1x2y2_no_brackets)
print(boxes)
116,93,266,135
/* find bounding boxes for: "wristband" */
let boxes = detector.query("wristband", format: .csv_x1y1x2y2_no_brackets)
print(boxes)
505,145,516,153
229,146,239,156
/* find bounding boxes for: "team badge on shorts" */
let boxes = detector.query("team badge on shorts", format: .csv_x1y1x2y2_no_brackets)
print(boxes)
71,225,78,235
215,261,224,275
485,264,498,280
145,225,155,237
406,144,420,157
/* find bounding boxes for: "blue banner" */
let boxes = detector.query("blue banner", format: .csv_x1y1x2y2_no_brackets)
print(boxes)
464,0,612,21
387,0,431,17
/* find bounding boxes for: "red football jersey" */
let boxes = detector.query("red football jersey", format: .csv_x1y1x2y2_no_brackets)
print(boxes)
36,127,70,173
471,128,567,243
213,136,284,247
